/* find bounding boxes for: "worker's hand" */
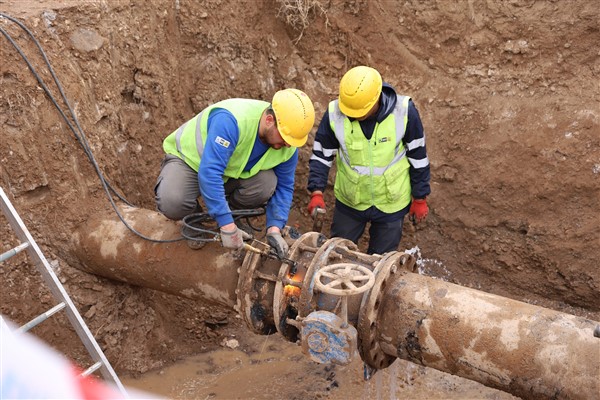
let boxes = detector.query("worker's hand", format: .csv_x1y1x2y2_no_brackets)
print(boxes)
220,225,245,250
409,198,429,225
308,191,326,215
266,229,289,259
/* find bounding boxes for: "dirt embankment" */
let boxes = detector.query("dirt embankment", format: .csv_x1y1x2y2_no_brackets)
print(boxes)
1,0,599,379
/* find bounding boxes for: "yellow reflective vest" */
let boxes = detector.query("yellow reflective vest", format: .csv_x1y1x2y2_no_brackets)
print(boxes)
330,96,412,213
163,99,296,180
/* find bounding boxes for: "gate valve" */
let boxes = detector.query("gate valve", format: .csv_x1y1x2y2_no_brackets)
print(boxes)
300,263,375,365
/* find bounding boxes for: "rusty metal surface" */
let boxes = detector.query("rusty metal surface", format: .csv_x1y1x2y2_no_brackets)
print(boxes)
234,235,291,335
235,240,277,335
72,206,239,307
377,272,600,400
314,263,375,298
273,232,319,340
357,252,406,370
298,237,351,318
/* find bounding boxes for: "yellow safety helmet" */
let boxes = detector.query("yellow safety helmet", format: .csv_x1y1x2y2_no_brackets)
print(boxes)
338,66,382,118
271,88,315,147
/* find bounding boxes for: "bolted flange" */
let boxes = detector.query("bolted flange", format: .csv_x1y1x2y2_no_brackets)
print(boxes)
357,251,416,370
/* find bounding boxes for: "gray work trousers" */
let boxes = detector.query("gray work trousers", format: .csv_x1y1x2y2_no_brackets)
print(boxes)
154,155,277,221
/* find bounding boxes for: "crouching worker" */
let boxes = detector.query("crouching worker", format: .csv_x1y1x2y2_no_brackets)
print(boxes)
155,89,315,258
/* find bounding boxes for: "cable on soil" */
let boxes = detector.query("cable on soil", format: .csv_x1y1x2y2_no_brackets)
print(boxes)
1,13,265,244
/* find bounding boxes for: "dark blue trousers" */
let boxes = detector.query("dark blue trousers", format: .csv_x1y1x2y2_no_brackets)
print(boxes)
330,199,410,255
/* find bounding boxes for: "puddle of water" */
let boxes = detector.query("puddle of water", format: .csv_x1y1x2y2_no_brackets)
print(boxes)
123,332,516,399
123,334,336,399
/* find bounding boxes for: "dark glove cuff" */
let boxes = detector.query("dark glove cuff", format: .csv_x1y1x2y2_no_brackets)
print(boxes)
220,227,237,236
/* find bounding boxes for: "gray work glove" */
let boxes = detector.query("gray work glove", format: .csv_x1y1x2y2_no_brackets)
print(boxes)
220,226,245,250
266,231,289,259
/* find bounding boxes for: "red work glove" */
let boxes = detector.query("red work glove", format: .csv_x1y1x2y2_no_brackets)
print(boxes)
307,192,326,215
409,198,429,225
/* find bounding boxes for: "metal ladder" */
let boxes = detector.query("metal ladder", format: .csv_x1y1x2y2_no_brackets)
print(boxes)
0,187,128,396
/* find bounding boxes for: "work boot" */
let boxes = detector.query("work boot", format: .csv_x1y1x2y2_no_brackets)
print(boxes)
186,238,206,250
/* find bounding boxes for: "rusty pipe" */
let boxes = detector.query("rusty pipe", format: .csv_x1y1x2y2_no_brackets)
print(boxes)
376,271,600,400
71,207,600,399
71,206,240,307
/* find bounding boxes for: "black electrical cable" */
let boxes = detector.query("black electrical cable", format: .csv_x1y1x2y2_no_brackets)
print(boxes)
0,14,176,243
181,208,265,242
0,13,131,207
0,13,265,244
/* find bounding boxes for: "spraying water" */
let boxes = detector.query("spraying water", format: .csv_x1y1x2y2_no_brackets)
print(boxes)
404,246,452,281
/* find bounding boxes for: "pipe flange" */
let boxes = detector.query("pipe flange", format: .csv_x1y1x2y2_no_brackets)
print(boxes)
357,251,414,370
273,232,320,341
298,237,357,319
235,240,275,335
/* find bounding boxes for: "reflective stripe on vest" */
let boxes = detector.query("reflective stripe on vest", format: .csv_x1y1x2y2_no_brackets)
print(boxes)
171,110,206,166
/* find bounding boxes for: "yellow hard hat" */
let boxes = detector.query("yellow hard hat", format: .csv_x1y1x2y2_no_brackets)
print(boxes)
338,66,382,118
271,88,315,147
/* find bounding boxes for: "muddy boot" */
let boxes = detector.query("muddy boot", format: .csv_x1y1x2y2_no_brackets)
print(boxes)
186,238,206,250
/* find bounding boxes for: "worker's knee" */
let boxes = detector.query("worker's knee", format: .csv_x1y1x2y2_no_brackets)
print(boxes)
155,188,198,220
251,170,277,203
154,157,201,220
156,194,191,220
228,170,276,208
249,176,276,205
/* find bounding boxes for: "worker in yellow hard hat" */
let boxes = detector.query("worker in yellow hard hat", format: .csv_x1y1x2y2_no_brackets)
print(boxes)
307,66,431,254
157,88,315,257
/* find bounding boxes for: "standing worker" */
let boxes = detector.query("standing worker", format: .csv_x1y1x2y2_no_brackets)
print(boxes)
155,89,315,258
307,66,430,255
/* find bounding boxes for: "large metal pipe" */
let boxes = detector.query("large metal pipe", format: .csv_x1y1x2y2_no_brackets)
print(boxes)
71,207,600,399
377,271,600,400
71,206,239,307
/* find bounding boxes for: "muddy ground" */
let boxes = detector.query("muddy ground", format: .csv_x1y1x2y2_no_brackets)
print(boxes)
1,0,599,398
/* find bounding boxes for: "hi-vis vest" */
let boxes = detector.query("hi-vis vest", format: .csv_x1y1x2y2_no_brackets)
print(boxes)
163,99,296,180
330,96,411,213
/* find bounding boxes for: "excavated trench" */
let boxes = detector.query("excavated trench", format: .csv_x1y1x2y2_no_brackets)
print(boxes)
1,1,599,399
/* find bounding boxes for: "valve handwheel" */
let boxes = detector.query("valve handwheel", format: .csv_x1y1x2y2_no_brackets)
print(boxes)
314,263,375,296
